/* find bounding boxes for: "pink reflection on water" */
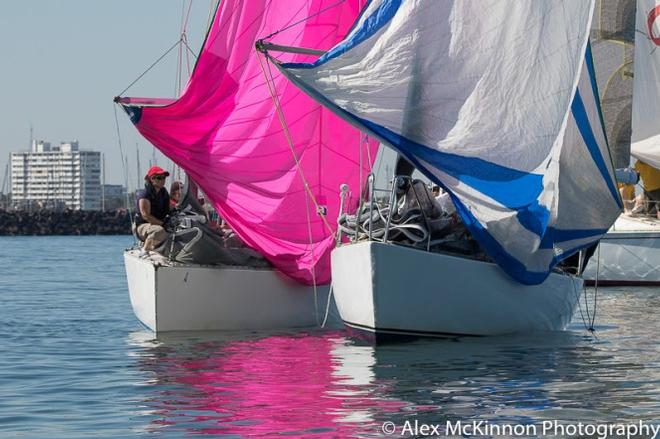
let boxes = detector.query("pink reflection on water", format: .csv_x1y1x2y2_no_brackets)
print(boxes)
138,334,406,437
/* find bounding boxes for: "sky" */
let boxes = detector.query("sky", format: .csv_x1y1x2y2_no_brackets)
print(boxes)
0,1,216,190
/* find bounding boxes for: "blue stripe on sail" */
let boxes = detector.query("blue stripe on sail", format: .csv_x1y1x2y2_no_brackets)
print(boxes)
359,120,544,209
584,42,623,209
516,201,551,242
283,0,403,70
456,196,607,284
354,118,554,238
450,198,548,284
585,41,609,148
571,90,621,206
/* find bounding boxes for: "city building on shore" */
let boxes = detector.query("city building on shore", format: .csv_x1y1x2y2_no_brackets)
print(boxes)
10,140,102,210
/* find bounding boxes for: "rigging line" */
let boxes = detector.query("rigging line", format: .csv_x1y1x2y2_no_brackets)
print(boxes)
257,53,322,323
184,34,192,77
257,52,334,236
175,3,185,96
355,124,363,241
181,38,199,61
206,0,218,33
261,0,347,40
362,134,374,201
364,134,373,172
571,277,595,337
116,39,182,97
180,0,194,80
179,0,187,34
112,105,129,189
181,0,194,35
112,104,133,220
305,174,321,326
176,34,183,96
258,53,328,321
373,146,385,190
321,282,334,328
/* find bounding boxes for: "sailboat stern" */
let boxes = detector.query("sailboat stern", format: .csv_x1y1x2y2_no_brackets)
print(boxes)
124,250,339,332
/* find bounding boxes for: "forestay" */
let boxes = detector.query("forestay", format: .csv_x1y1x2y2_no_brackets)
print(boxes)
120,0,377,284
275,0,621,284
632,0,660,169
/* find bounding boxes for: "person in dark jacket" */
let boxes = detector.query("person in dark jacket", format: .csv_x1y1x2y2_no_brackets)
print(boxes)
135,166,171,252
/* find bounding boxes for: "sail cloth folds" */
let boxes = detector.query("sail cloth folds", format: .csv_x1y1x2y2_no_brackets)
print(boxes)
121,0,377,284
632,0,660,169
277,0,622,284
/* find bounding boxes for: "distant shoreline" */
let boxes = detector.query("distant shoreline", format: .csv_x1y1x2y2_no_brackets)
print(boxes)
0,209,131,236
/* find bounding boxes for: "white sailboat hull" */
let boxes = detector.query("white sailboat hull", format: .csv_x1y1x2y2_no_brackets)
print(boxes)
583,216,660,286
331,242,581,338
124,250,336,332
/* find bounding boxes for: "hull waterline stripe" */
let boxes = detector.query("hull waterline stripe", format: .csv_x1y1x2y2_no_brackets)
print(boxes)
343,320,484,338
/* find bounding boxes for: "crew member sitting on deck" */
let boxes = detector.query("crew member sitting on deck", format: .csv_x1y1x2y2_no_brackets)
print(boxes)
135,166,171,253
634,160,660,218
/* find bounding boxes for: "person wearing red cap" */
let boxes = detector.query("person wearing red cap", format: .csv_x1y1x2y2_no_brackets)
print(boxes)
135,166,171,252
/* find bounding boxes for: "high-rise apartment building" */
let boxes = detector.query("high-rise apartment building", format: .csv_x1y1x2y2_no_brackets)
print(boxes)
10,140,102,210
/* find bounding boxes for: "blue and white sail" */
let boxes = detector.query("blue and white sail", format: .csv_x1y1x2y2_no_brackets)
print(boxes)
273,0,622,284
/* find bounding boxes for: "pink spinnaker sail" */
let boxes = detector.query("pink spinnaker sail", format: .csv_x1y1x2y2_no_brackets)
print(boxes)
122,0,377,284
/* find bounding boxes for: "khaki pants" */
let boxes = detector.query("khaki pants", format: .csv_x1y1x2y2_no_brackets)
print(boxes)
137,223,169,251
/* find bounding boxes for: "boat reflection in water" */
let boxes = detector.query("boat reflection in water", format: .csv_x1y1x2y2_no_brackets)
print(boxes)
125,331,405,436
126,321,655,437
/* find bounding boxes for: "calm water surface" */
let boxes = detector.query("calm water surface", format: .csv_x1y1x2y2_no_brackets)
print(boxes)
1,236,659,438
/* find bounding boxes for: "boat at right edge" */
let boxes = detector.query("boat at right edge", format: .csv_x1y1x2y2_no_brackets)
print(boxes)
583,0,660,286
267,0,622,338
583,215,660,286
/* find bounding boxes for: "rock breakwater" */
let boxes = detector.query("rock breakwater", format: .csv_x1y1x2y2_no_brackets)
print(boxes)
0,210,132,235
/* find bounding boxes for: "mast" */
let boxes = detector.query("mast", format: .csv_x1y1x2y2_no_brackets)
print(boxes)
125,156,131,210
1,163,7,194
102,153,106,211
1,163,8,209
136,144,141,189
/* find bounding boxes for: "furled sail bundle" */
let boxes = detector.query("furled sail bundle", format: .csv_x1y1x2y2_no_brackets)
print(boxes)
119,0,377,284
632,0,660,169
275,0,622,284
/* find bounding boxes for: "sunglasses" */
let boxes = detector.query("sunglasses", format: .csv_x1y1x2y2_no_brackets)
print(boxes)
152,175,166,181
